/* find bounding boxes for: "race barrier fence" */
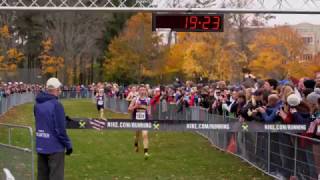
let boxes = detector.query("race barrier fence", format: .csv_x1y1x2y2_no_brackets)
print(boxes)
0,123,34,180
0,90,94,116
104,96,320,180
0,93,34,115
1,92,320,179
60,90,94,99
0,91,93,180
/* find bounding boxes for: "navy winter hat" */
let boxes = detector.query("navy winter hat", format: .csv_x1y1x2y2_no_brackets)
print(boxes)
304,79,316,89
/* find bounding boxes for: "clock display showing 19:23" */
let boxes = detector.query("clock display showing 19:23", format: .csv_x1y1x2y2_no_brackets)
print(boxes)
152,14,224,32
185,16,221,31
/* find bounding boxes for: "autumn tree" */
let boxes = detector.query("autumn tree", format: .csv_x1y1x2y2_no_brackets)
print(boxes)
163,32,243,82
249,26,305,79
286,53,320,78
105,13,164,84
162,43,185,81
223,0,274,76
0,25,25,72
39,38,64,77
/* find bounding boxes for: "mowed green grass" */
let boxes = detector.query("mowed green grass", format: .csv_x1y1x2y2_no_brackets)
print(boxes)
0,99,272,180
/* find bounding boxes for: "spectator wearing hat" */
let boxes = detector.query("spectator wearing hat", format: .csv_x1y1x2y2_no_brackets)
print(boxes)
306,88,320,119
303,79,316,98
306,87,320,179
34,77,72,180
280,94,316,178
284,94,311,124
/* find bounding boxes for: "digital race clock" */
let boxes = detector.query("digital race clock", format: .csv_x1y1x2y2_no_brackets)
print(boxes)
152,14,224,32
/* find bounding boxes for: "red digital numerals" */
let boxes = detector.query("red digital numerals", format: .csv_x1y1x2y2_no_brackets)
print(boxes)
185,15,221,31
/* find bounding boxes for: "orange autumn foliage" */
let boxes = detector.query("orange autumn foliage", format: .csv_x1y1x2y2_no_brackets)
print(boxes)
249,26,306,79
39,38,64,75
0,25,25,71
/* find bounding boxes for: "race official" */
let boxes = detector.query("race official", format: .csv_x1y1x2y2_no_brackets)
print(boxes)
34,77,72,180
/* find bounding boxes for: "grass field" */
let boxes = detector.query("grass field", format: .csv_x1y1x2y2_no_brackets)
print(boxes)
0,99,272,180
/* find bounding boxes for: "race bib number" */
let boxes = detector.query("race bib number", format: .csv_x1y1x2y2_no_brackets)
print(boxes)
98,100,104,105
136,110,146,120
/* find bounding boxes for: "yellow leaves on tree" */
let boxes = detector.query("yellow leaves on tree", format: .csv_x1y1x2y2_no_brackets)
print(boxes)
0,48,25,71
183,41,210,76
287,53,320,78
287,61,319,78
0,25,10,39
105,16,316,83
164,44,185,74
7,48,24,61
6,48,24,71
164,32,235,81
249,26,305,79
39,38,64,76
0,25,25,72
105,13,163,83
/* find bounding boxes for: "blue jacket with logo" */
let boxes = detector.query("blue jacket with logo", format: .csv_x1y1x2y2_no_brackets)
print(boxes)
34,92,72,154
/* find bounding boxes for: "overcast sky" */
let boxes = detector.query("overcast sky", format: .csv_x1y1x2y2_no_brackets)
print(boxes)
153,0,320,25
268,15,320,26
261,0,320,25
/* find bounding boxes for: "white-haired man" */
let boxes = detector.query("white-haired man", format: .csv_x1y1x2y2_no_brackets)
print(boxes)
34,77,72,180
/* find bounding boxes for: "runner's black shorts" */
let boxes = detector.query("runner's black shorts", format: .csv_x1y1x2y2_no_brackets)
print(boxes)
97,105,104,111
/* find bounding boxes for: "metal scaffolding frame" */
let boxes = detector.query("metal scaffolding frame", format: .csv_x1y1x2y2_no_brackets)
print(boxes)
0,0,320,14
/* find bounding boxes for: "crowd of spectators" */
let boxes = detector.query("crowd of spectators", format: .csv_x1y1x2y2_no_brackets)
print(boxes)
2,74,319,125
105,75,320,128
0,82,42,97
102,74,320,179
59,74,320,130
1,73,320,179
0,82,94,98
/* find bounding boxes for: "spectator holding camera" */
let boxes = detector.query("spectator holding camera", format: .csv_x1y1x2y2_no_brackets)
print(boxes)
212,89,224,115
257,94,282,123
240,90,264,121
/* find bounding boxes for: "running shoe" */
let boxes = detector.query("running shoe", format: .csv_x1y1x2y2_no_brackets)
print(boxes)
134,145,139,152
144,152,150,160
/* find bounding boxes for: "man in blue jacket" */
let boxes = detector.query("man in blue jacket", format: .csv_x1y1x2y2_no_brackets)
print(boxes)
34,77,72,180
257,94,283,123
